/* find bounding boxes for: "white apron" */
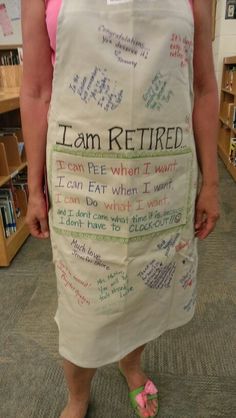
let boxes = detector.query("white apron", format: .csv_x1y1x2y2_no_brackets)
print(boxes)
46,0,199,367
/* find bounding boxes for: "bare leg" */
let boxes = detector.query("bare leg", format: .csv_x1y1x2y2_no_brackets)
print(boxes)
119,344,158,418
60,358,97,418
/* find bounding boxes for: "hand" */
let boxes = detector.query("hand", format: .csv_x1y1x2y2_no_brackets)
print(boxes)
26,191,50,239
194,184,220,240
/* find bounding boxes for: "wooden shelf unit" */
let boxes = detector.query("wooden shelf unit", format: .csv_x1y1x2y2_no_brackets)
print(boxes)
0,47,29,267
0,88,20,114
0,125,29,266
218,56,236,182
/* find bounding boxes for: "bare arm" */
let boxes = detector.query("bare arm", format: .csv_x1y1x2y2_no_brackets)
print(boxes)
192,0,220,239
20,0,53,238
192,0,219,186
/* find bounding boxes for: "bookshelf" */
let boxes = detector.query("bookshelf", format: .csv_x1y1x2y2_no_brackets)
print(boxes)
218,56,236,182
0,46,29,267
0,87,20,113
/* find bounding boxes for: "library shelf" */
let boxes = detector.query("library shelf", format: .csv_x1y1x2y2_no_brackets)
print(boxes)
218,56,236,182
221,88,236,96
0,162,27,188
0,88,20,114
219,116,236,135
0,217,29,267
0,48,29,267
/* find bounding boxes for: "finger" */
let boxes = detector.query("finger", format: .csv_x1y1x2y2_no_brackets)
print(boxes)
197,218,216,240
194,208,205,230
27,216,49,240
39,217,50,238
27,218,43,239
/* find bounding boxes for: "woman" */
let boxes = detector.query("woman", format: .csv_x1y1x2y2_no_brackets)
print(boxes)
20,0,220,417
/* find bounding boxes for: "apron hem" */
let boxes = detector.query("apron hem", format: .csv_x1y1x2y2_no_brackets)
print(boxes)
56,310,195,368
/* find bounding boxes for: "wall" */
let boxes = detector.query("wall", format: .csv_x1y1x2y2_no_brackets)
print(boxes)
213,0,236,90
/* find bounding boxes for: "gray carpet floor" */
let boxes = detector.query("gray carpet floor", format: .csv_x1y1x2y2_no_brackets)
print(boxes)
0,158,235,418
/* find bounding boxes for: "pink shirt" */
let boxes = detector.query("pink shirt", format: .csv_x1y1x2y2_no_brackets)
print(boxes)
45,0,62,65
45,0,193,66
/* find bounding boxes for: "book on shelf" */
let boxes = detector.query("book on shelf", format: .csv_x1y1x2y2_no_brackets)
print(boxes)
221,102,235,125
0,48,23,89
229,137,236,166
233,107,236,130
7,182,21,218
0,173,30,239
17,142,25,157
12,171,29,199
13,184,28,204
0,205,10,238
0,204,10,238
0,191,16,237
17,48,23,65
0,187,18,222
13,170,27,180
224,66,236,92
0,48,23,66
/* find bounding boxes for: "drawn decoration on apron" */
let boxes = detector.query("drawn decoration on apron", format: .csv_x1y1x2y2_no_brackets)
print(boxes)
46,0,199,367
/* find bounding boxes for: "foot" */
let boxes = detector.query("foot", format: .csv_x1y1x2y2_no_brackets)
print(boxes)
119,361,158,417
59,397,89,418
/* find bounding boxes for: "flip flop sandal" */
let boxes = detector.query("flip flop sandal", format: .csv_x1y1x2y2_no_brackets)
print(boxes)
119,367,159,417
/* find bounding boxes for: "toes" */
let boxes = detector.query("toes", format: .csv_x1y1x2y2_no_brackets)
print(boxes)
139,406,150,418
148,399,158,416
139,408,149,418
152,399,158,407
144,404,153,417
138,399,158,418
143,401,157,417
151,399,158,412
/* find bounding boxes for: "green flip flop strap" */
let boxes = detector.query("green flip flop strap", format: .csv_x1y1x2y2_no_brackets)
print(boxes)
129,385,146,410
147,393,158,401
129,387,159,417
119,367,159,416
129,388,158,406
